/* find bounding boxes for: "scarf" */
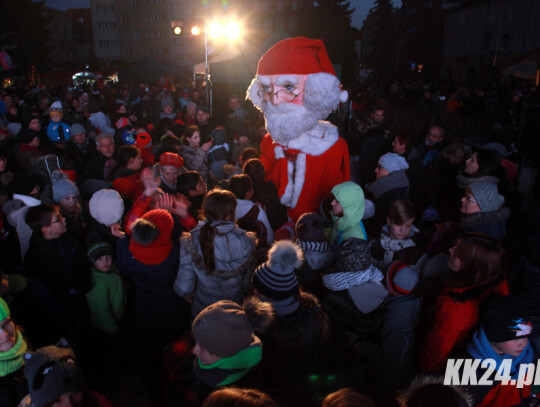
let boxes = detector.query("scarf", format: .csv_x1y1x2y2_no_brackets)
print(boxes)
322,265,384,291
160,112,176,120
467,326,533,379
366,170,409,199
193,337,262,386
0,331,27,377
298,240,332,254
379,224,419,268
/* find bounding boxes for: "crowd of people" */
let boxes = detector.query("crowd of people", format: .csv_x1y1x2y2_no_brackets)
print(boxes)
0,74,538,407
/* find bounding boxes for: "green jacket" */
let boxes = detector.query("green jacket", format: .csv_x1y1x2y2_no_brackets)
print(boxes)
330,181,367,245
86,266,126,335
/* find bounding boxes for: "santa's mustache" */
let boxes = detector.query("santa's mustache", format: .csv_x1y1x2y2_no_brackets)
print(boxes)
261,102,320,145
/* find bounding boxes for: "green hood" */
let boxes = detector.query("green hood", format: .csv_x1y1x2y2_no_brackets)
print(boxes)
330,181,366,243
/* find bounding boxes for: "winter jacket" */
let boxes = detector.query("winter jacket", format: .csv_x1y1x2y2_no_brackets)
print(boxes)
329,181,367,246
111,168,143,204
180,144,209,182
252,181,288,232
85,266,126,335
371,224,424,270
116,238,189,351
417,277,509,372
46,121,71,143
174,220,257,318
460,207,510,241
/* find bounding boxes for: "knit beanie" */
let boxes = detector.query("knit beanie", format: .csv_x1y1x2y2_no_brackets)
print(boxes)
0,297,9,321
336,237,371,272
469,182,504,212
186,101,197,111
70,123,86,136
129,209,173,265
192,298,273,358
88,241,113,264
135,130,152,149
482,296,533,343
161,96,174,110
89,189,124,227
51,170,79,203
252,240,303,300
49,101,63,117
23,339,86,407
296,212,327,242
6,122,22,137
159,152,183,168
378,152,409,173
384,260,418,296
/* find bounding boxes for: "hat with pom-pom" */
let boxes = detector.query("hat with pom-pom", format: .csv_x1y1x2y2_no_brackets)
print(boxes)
385,260,418,296
51,170,79,203
252,240,303,300
192,297,273,358
129,209,173,265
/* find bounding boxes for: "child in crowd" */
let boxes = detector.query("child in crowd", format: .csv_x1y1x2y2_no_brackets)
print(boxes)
177,171,207,220
174,189,257,319
417,232,508,372
111,145,144,204
371,199,424,270
191,298,273,387
466,295,534,406
86,242,126,337
329,181,367,247
47,101,71,143
180,125,211,183
229,174,274,245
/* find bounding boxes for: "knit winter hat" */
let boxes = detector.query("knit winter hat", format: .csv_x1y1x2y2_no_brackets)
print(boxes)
378,153,409,173
0,297,9,321
135,130,152,149
6,122,22,137
192,298,273,358
115,117,130,130
482,296,533,343
469,182,504,212
186,101,197,111
23,339,86,407
210,128,227,146
49,101,63,116
87,241,113,264
252,240,303,300
70,123,86,136
129,209,173,265
384,261,418,296
159,152,183,168
89,189,124,227
257,37,336,76
51,170,79,203
296,212,327,242
336,237,371,273
161,96,174,110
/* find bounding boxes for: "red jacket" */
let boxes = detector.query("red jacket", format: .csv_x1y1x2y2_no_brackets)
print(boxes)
112,172,144,203
260,130,350,222
417,278,509,372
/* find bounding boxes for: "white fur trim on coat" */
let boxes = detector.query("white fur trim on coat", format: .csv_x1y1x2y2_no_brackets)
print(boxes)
287,121,338,156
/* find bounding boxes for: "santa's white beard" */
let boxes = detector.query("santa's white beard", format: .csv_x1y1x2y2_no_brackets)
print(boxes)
261,102,321,146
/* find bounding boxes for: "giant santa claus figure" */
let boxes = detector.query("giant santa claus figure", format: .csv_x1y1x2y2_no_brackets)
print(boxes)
247,37,350,221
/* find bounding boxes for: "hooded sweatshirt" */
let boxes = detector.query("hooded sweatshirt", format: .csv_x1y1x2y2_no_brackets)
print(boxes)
330,181,367,245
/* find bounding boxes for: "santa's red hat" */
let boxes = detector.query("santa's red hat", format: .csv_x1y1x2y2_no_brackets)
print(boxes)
257,37,336,76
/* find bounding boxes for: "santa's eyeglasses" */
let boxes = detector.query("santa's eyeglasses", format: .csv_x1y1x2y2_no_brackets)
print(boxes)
257,87,304,103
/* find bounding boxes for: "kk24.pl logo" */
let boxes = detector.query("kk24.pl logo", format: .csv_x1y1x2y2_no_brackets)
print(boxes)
444,359,540,388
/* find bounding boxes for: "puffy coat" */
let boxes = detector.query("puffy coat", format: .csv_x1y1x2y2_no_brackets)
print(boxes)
174,220,256,318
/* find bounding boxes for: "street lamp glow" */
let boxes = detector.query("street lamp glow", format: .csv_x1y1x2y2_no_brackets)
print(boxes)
173,26,182,35
208,21,224,39
224,22,240,40
191,26,200,36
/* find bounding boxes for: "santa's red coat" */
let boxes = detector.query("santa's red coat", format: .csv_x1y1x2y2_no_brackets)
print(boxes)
260,132,349,222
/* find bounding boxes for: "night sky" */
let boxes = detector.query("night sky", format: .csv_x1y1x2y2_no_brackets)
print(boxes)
41,0,402,29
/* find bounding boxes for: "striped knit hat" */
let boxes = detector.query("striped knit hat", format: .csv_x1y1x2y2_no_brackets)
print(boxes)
252,240,303,300
384,260,418,296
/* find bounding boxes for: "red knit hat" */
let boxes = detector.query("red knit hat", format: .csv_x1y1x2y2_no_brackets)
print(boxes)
256,37,336,76
384,261,418,296
159,152,183,168
129,209,174,265
135,130,152,149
